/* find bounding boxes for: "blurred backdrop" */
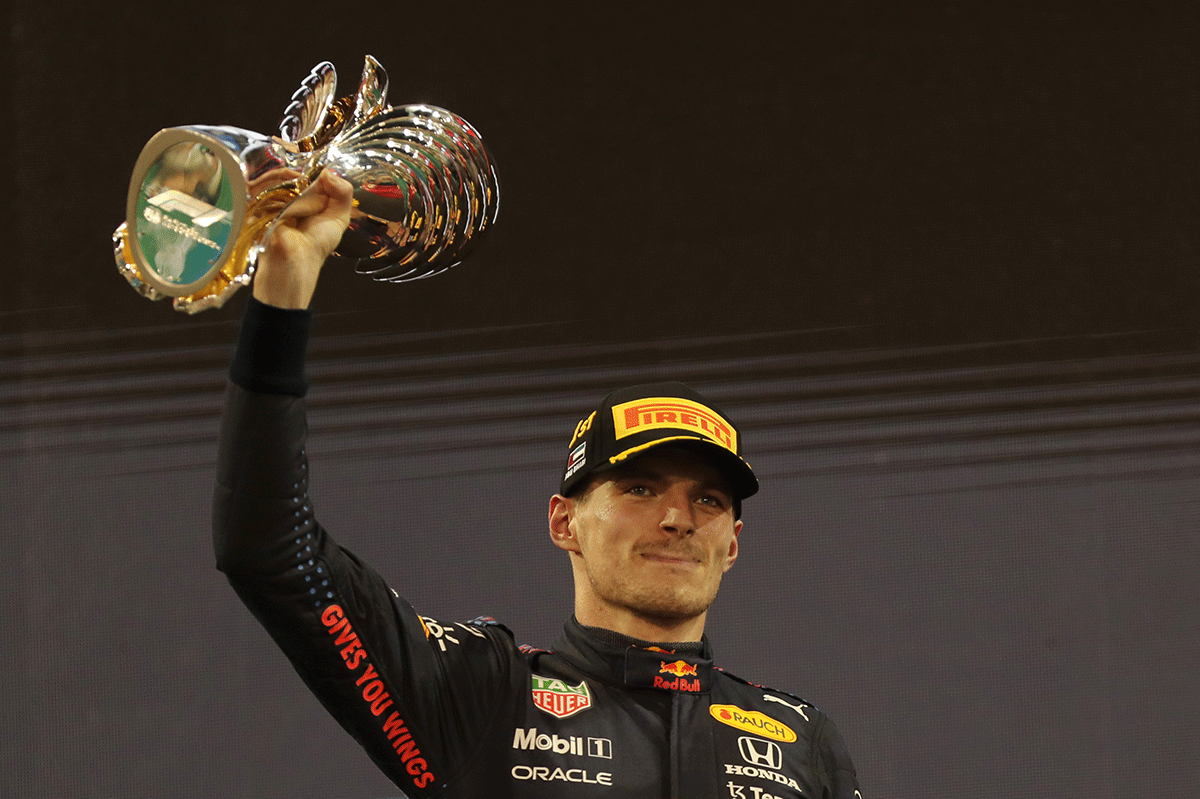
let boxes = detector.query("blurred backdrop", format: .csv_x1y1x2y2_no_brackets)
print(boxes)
4,2,1198,798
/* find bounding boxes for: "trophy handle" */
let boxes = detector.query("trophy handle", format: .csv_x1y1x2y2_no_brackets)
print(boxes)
280,61,338,146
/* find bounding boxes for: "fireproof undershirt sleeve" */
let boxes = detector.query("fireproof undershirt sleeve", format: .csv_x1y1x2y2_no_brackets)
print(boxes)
228,296,311,397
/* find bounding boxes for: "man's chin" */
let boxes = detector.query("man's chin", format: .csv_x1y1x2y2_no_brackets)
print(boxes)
587,568,719,625
624,590,716,625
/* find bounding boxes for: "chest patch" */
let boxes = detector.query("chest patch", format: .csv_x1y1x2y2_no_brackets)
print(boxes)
531,675,593,718
709,704,797,742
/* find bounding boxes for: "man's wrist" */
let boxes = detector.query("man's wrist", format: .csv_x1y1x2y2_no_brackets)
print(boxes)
251,267,317,310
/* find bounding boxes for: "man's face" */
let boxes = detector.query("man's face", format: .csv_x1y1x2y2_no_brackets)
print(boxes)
550,446,742,628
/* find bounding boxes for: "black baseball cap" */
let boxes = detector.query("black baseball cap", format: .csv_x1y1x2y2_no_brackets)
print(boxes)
559,382,759,503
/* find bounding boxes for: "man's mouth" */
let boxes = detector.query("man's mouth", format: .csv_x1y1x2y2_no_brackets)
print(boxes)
639,550,703,566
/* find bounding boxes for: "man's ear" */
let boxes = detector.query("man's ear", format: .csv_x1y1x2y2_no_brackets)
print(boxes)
548,494,582,553
722,519,742,573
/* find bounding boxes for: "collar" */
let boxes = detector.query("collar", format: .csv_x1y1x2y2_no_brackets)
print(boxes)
552,616,715,695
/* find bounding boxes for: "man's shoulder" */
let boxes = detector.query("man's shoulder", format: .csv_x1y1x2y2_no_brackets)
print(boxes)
712,666,826,722
462,615,513,636
412,612,519,653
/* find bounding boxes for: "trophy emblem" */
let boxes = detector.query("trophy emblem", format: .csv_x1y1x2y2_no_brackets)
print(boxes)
113,56,499,313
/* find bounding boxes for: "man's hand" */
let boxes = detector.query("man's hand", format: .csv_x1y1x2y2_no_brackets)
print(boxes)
252,169,355,309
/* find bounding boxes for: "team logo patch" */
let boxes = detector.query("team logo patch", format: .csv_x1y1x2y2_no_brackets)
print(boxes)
532,675,592,718
660,660,699,677
611,397,737,452
709,704,796,742
654,659,702,692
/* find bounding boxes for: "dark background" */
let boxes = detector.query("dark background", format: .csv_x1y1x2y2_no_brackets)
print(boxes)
4,2,1198,798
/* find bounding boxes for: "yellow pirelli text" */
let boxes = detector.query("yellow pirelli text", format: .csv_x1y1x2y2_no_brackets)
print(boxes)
611,398,736,451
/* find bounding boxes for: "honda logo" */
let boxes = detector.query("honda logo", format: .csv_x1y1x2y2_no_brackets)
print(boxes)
737,736,782,770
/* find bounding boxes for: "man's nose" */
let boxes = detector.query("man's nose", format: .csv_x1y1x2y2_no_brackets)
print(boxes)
660,499,696,536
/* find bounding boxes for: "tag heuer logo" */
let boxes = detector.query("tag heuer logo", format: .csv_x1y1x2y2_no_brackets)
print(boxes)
531,675,592,718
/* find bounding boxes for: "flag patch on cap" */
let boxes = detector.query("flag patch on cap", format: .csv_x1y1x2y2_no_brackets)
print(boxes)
564,441,587,480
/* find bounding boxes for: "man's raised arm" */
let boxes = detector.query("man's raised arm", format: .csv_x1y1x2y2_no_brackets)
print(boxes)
210,170,511,797
213,168,352,574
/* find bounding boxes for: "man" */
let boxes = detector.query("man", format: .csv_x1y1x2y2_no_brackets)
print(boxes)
214,170,861,798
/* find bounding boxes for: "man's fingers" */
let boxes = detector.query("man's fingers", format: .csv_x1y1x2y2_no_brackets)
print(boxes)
302,172,354,231
319,168,355,203
294,171,353,252
278,169,354,224
278,184,329,223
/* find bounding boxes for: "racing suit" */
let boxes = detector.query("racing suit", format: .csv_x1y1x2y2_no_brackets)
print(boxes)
213,298,861,799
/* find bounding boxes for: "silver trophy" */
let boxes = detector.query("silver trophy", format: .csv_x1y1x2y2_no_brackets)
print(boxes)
113,55,499,313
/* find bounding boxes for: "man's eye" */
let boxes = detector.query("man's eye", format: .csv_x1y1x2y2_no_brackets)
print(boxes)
627,485,650,496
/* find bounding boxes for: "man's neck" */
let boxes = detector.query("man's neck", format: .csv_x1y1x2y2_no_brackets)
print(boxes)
573,602,708,643
575,618,706,655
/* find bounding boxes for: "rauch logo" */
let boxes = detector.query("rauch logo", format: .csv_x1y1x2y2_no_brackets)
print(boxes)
709,704,797,743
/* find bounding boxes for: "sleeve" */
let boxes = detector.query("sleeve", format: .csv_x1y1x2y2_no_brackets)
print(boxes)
212,298,512,797
812,712,861,799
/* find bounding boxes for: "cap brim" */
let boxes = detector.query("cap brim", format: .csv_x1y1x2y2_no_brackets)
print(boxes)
607,435,760,500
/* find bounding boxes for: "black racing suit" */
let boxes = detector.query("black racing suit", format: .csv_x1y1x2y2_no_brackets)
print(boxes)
213,298,861,799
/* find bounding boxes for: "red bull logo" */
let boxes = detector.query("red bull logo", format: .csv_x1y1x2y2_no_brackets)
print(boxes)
659,660,699,677
654,660,702,692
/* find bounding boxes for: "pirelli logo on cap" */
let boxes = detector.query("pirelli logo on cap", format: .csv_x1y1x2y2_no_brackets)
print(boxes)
611,397,737,452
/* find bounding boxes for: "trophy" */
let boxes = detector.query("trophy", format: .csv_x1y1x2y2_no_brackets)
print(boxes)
113,56,499,313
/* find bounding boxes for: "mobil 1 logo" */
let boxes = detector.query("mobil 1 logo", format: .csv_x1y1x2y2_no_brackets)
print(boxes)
513,728,612,759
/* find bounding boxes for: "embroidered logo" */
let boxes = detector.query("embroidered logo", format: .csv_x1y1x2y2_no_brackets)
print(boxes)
531,675,592,718
709,704,796,743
